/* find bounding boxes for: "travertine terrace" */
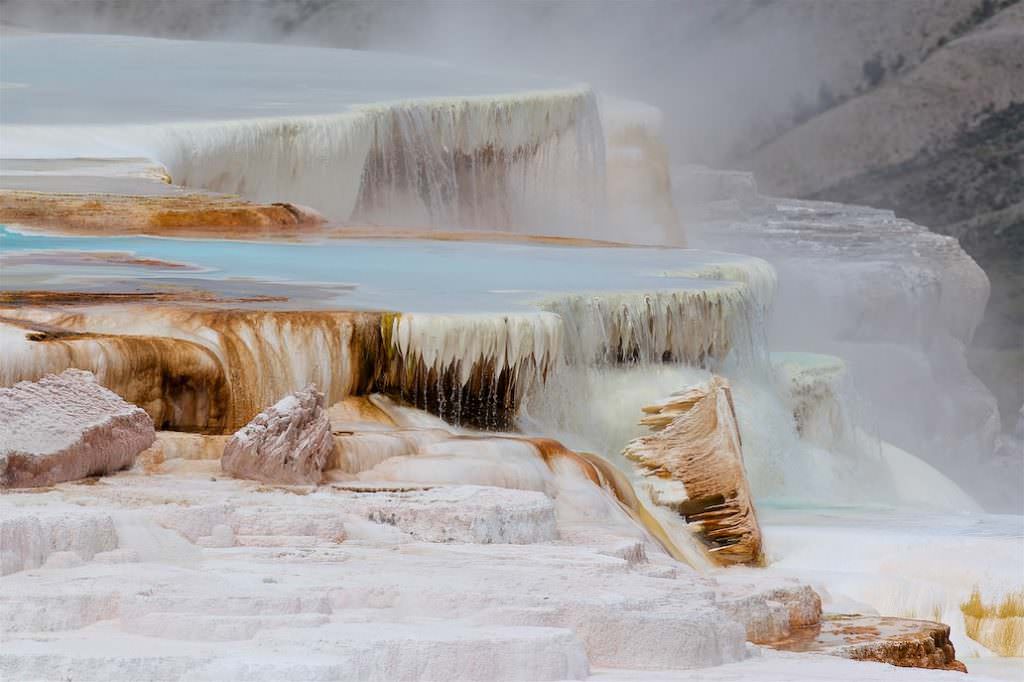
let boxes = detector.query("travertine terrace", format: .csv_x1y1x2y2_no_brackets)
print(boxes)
0,26,1019,682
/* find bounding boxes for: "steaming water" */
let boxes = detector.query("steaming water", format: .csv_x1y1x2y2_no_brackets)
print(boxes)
687,196,1020,513
1,34,605,235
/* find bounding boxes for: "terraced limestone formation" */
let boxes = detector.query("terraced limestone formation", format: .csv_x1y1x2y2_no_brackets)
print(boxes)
0,27,1016,682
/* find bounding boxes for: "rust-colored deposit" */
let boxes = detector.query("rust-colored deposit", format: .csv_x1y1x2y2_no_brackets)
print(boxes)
0,190,323,238
623,376,762,566
1,251,196,270
0,290,286,307
768,614,967,673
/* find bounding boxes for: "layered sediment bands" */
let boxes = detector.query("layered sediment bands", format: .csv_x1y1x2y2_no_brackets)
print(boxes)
624,377,762,566
960,588,1024,657
0,190,323,237
769,615,967,672
0,291,286,307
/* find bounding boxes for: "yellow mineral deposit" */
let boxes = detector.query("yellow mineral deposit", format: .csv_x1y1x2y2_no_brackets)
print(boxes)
960,588,1024,657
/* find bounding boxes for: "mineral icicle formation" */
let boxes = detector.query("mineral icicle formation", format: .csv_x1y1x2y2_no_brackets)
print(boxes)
0,246,769,431
624,376,762,565
0,369,155,488
221,386,334,485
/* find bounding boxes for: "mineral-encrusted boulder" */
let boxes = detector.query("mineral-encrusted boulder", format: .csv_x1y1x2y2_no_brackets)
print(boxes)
624,375,762,566
767,614,967,672
0,369,155,488
221,386,333,485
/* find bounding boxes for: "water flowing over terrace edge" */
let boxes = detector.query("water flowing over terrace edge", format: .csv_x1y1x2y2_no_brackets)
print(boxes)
0,275,771,432
5,87,607,238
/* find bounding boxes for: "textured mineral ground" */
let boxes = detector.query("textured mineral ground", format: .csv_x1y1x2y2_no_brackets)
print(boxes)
0,393,977,681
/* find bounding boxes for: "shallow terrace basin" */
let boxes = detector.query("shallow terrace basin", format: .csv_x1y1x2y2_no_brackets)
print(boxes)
0,228,770,312
0,34,604,232
0,227,773,432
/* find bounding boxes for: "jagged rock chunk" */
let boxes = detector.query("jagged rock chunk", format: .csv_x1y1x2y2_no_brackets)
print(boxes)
0,369,155,488
624,376,762,565
221,386,333,485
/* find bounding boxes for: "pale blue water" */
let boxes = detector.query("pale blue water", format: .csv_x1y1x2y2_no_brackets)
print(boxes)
0,34,568,125
0,226,752,312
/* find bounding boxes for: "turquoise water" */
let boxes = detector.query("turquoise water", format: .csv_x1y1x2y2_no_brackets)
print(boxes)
0,226,753,312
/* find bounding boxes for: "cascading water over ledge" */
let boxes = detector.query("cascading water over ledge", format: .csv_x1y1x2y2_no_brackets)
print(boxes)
0,227,775,432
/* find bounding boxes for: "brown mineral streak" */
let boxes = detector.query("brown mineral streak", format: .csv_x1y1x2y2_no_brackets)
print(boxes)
2,305,552,433
624,376,762,566
521,437,710,566
0,189,323,238
0,251,196,269
324,396,708,568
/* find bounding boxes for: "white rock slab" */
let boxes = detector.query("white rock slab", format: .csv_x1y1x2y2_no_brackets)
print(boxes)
0,369,154,488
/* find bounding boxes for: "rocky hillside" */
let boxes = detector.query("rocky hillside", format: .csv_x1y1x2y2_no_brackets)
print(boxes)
732,1,1023,422
743,2,1023,277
